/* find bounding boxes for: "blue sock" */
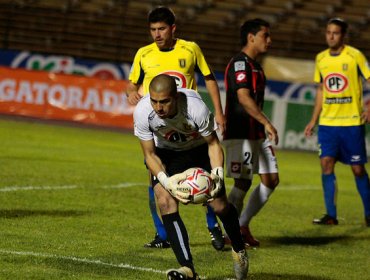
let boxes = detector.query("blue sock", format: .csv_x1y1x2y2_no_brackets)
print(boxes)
148,186,167,240
206,205,218,228
322,173,337,218
355,174,370,217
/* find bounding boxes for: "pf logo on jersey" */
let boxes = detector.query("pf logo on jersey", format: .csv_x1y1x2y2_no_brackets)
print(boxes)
324,73,348,93
161,70,187,88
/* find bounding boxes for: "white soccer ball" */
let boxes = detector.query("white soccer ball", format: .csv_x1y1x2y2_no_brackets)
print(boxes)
179,168,213,204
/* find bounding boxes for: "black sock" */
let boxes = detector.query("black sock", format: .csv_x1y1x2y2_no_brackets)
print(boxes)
218,203,245,252
162,212,194,271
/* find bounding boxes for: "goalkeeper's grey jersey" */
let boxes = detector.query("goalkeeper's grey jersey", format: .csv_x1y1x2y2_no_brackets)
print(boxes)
134,88,217,151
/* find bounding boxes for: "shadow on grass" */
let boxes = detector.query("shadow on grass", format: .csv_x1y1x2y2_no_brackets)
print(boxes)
266,235,351,246
0,209,87,218
210,272,331,280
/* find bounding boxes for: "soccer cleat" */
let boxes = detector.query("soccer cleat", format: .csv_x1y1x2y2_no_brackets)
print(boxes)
365,215,370,227
231,249,249,280
208,224,225,250
240,225,260,247
166,266,200,280
144,233,170,249
312,214,338,225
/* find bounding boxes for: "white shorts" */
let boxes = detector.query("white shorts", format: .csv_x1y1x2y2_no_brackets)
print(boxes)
223,138,278,179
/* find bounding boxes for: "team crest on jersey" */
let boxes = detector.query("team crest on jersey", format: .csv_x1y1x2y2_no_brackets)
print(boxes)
161,70,187,88
342,64,348,71
234,61,245,71
179,59,186,68
324,73,348,93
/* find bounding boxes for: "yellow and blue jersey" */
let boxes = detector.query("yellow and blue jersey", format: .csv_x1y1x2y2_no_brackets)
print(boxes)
314,45,370,126
129,39,212,94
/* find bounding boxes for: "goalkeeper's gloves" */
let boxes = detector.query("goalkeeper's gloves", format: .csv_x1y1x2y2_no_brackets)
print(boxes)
157,171,191,204
210,167,224,199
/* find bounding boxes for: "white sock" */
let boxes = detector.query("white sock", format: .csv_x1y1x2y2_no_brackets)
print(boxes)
228,186,247,216
239,183,274,226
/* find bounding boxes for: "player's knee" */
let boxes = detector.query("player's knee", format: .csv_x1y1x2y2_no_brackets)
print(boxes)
156,195,177,214
352,165,367,177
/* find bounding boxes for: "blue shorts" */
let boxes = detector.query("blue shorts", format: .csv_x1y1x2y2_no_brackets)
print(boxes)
318,125,367,165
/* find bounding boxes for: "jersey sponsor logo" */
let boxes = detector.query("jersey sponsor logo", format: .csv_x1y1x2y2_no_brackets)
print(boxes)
236,71,247,83
325,97,352,104
231,162,241,173
234,61,245,71
161,70,187,88
342,64,348,71
164,130,199,142
324,73,348,93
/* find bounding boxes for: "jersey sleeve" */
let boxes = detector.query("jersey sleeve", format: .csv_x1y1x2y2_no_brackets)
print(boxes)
192,42,212,77
313,53,323,84
228,57,252,91
355,50,370,80
129,48,145,85
133,99,153,141
190,95,216,136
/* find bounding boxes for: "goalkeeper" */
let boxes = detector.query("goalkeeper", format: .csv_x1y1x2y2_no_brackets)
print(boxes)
127,6,225,250
133,74,248,280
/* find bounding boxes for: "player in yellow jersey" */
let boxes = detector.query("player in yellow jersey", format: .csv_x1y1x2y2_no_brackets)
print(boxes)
304,18,370,227
126,6,226,249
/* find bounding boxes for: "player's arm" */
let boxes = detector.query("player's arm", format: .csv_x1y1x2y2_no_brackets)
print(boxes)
204,131,224,169
237,88,278,145
126,81,143,105
361,77,370,123
304,83,323,136
139,139,165,178
204,74,226,136
139,139,190,202
203,132,224,197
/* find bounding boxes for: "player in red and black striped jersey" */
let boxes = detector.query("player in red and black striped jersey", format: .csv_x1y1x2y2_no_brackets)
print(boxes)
223,18,280,247
224,51,266,140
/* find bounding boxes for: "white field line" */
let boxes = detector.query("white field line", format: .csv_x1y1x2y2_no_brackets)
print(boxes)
0,183,146,192
0,185,78,192
0,249,165,275
0,183,320,192
0,249,211,279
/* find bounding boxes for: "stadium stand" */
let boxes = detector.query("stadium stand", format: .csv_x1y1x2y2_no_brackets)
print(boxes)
0,0,369,72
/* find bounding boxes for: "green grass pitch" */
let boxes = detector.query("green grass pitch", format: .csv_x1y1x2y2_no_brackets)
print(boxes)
0,117,369,280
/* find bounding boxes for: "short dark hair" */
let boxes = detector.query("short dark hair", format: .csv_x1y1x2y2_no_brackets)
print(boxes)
148,6,176,26
149,74,177,96
327,17,348,34
240,18,270,46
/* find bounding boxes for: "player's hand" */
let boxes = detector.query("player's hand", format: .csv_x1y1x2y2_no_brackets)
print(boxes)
169,173,192,204
127,91,143,105
361,111,370,123
157,172,191,204
209,167,224,199
215,113,226,137
304,121,316,137
265,122,279,145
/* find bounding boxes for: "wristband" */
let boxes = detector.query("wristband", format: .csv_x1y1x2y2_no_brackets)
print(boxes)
157,171,169,189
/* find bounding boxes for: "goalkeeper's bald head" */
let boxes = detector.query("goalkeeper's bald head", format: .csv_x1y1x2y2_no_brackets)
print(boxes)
149,74,177,96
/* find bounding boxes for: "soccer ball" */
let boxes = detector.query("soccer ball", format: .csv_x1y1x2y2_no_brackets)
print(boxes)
179,168,213,204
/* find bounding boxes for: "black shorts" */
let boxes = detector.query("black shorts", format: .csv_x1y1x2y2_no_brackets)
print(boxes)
151,143,211,186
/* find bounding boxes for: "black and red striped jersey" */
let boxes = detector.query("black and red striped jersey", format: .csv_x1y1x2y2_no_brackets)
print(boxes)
224,52,266,140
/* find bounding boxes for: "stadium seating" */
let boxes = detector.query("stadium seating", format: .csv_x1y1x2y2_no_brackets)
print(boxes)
0,0,369,72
